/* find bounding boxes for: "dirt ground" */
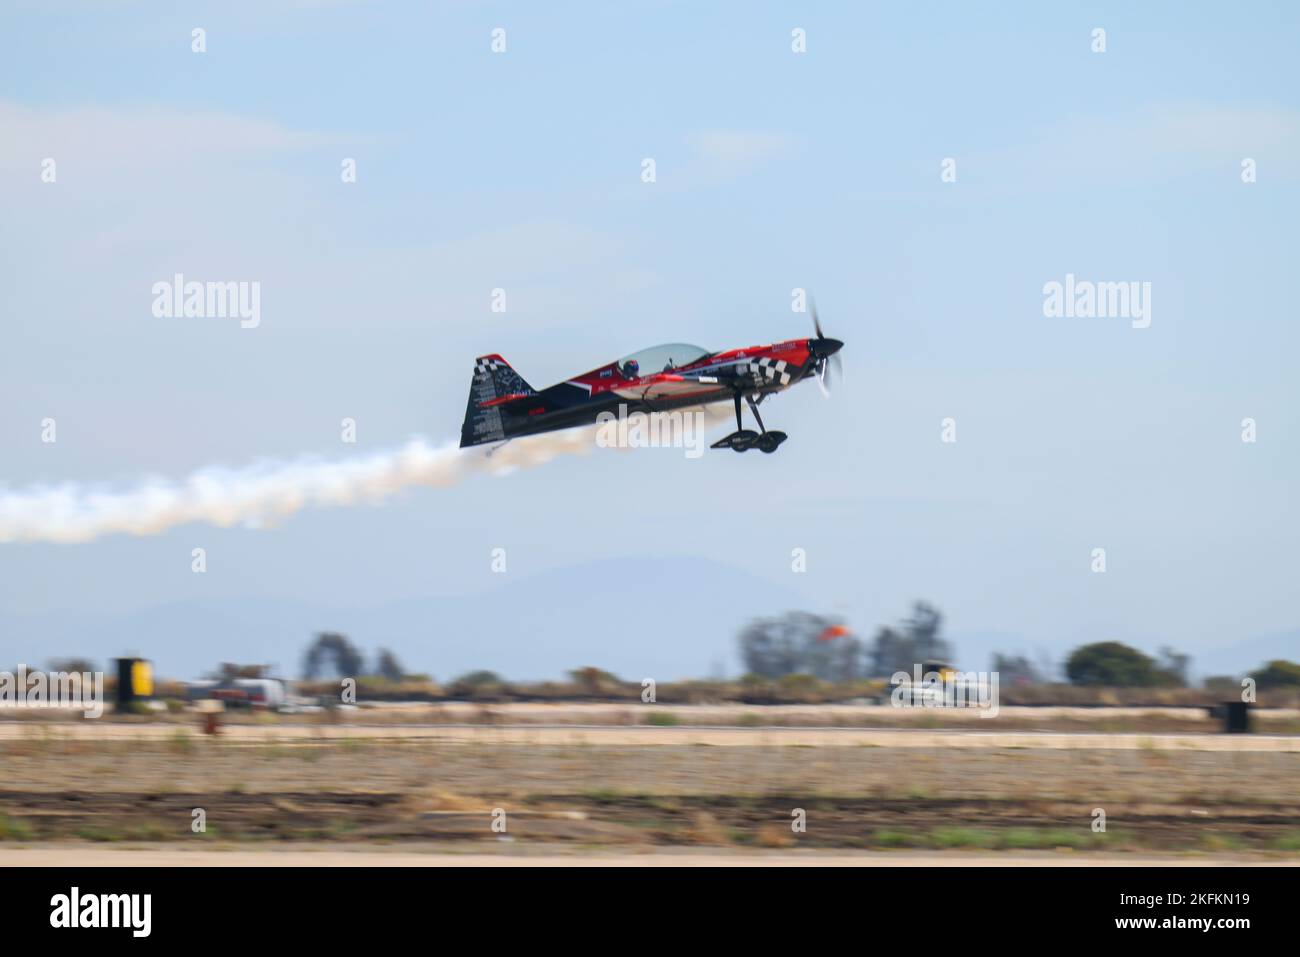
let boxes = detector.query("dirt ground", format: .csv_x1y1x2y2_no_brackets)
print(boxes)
1,845,1291,867
4,721,1300,751
3,724,1299,856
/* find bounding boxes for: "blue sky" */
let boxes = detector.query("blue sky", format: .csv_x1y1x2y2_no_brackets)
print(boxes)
1,2,1297,678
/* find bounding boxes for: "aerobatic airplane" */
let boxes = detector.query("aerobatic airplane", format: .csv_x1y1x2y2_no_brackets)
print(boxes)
460,308,843,454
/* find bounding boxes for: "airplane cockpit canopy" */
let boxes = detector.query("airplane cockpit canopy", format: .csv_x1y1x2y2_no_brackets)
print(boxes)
616,343,711,376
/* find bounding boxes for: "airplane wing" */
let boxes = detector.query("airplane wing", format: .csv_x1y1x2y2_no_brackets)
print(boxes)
634,372,729,401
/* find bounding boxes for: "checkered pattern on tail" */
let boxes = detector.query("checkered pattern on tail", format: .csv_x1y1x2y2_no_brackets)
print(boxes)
473,355,535,398
461,354,536,448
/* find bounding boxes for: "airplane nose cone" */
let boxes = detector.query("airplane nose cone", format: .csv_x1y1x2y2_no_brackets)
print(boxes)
810,337,843,358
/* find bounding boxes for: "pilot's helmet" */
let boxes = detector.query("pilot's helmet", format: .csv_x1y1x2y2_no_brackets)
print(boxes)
623,359,640,377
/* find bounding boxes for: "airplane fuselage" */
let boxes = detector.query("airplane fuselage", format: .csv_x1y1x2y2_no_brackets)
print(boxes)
461,333,843,453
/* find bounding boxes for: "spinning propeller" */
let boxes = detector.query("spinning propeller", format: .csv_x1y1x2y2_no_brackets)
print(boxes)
807,297,844,397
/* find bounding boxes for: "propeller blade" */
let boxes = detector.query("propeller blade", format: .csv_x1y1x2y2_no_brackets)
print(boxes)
805,295,842,397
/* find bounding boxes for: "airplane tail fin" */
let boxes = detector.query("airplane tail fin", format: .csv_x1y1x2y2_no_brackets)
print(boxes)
460,355,537,448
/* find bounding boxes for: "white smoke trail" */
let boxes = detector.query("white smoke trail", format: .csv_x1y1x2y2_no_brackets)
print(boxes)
0,427,597,545
0,407,732,545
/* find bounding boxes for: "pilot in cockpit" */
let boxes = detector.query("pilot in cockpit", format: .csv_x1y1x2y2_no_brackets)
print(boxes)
621,358,640,378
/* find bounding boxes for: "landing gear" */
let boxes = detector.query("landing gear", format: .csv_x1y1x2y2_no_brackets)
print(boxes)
712,429,760,452
709,393,788,453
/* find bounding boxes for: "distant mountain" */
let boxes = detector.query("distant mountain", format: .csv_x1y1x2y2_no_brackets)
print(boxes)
942,630,1051,676
943,629,1300,682
1193,629,1300,678
0,556,811,682
4,560,1291,683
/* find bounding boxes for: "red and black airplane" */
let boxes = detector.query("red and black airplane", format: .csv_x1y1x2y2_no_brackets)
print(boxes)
460,308,843,454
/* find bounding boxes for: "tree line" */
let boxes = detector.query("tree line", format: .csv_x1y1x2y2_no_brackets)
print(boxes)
737,603,1300,690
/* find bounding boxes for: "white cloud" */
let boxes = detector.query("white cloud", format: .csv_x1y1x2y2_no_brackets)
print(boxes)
0,98,658,374
0,99,345,178
977,102,1300,185
690,129,798,168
